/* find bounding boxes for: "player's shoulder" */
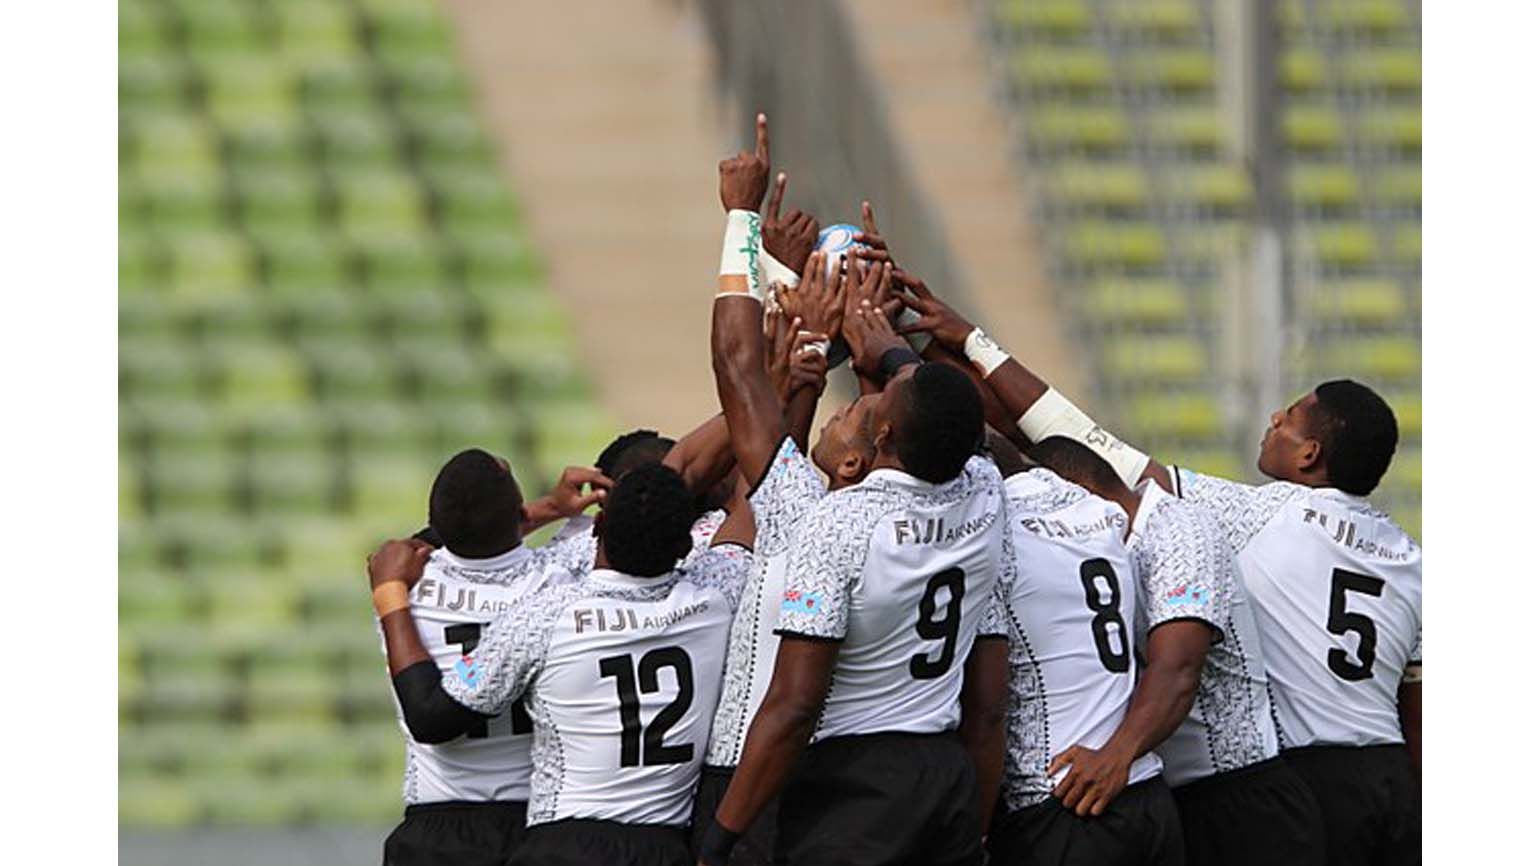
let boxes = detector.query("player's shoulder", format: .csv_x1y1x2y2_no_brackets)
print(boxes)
1301,488,1422,565
1003,467,1093,515
1133,479,1228,555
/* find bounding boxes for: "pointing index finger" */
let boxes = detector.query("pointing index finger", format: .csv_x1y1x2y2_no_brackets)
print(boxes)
767,172,787,221
861,200,879,235
755,112,770,163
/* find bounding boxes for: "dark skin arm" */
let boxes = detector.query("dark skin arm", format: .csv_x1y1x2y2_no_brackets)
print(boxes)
663,415,737,499
895,272,1174,489
367,538,435,676
958,637,1010,833
1049,621,1209,816
1398,680,1421,780
711,637,841,834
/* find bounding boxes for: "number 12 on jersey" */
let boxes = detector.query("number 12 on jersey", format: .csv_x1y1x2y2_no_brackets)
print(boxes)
598,647,695,767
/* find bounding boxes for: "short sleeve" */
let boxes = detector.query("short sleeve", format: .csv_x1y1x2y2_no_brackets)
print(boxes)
978,498,1015,639
683,543,755,611
1134,499,1234,639
1172,467,1302,554
775,495,868,640
749,437,827,557
441,584,574,715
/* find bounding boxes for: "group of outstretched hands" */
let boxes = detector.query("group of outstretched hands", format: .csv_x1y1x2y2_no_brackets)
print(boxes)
720,113,983,386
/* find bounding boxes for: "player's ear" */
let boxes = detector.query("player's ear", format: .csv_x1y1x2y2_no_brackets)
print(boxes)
836,450,867,485
1296,437,1324,475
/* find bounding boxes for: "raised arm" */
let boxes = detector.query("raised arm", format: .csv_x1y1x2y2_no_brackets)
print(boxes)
713,113,795,484
896,273,1170,490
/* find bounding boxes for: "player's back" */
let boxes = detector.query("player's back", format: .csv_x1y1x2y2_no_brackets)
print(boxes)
526,548,750,827
780,456,1009,740
997,468,1162,811
387,546,568,804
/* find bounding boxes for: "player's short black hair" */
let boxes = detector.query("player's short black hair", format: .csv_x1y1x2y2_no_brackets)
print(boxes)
1309,379,1399,496
984,429,1031,478
600,463,695,577
594,429,677,480
1028,436,1125,496
891,362,985,484
428,449,523,559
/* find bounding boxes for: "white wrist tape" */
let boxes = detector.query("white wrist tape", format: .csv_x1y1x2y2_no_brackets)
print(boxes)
718,209,763,300
796,330,830,357
760,245,801,291
895,308,932,351
962,327,1010,377
1017,388,1151,487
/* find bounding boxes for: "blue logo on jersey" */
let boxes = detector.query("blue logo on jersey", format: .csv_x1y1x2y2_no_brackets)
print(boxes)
1165,584,1209,607
782,590,824,616
454,655,481,688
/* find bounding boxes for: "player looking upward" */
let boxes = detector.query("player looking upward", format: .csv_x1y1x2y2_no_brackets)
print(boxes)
899,279,1421,866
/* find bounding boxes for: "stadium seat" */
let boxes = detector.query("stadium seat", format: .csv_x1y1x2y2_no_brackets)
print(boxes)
993,0,1093,37
200,56,298,127
332,400,436,462
313,110,402,168
1081,279,1189,326
1126,391,1223,440
120,573,199,626
208,342,312,408
248,453,339,516
168,233,257,296
274,1,361,61
119,779,200,828
1169,165,1251,210
118,0,167,61
1361,107,1421,150
120,55,192,110
1392,224,1421,264
1342,49,1421,92
120,340,204,401
1281,49,1328,93
1105,0,1200,37
225,119,311,172
1325,0,1410,33
241,404,335,460
1125,50,1214,92
1012,47,1115,91
170,0,263,55
120,231,164,294
1103,335,1207,382
258,230,352,294
455,229,543,289
1306,280,1407,327
1146,106,1220,151
1029,106,1134,151
1290,164,1360,210
354,231,448,292
1386,391,1421,439
1048,162,1150,209
193,292,273,343
1284,106,1344,151
234,167,324,235
164,516,273,576
140,170,226,233
1375,165,1421,208
304,340,400,401
1317,336,1420,381
1300,224,1377,268
1062,222,1166,267
298,57,377,113
334,168,427,239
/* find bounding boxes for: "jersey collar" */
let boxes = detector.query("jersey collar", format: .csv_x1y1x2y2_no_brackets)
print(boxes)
1129,477,1168,538
864,467,944,492
587,568,677,591
434,545,531,572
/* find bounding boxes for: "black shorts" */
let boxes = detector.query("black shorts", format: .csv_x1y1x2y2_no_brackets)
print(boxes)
511,817,691,866
383,800,527,866
691,764,778,866
1283,744,1420,866
776,730,983,866
1170,756,1326,866
987,776,1184,866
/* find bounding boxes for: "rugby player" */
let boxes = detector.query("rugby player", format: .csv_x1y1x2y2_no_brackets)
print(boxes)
899,279,1420,865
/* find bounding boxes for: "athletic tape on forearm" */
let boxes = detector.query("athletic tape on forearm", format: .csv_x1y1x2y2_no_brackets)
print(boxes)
1016,388,1151,487
373,582,411,619
962,327,1009,377
718,209,763,300
895,308,932,351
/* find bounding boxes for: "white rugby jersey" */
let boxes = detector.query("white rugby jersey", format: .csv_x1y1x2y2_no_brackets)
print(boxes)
382,546,579,804
441,546,753,827
998,469,1162,812
706,437,826,767
1127,480,1278,787
1170,467,1422,749
776,455,1013,742
534,509,727,577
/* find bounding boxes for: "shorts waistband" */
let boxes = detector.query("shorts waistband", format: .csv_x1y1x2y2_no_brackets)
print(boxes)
809,729,959,749
403,800,528,817
1282,743,1407,761
526,816,689,840
1170,755,1289,795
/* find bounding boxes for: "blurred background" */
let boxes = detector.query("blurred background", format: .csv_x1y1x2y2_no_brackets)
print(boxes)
118,0,1419,862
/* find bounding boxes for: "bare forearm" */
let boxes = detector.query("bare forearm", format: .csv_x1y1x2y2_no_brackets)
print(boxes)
381,609,432,676
664,415,737,497
1104,661,1199,763
959,714,1006,832
783,385,820,453
711,300,787,482
715,704,818,832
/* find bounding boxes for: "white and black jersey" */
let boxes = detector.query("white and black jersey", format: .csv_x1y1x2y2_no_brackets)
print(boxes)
381,546,580,805
440,546,753,827
775,455,1012,741
706,437,826,768
998,469,1163,812
1169,467,1422,749
1126,480,1279,787
533,509,728,577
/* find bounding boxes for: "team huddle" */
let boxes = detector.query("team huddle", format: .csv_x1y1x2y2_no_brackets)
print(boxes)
365,115,1422,866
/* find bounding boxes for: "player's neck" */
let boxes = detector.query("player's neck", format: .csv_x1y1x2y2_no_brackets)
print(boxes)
1107,488,1144,535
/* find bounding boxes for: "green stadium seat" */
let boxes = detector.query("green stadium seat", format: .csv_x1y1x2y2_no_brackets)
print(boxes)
1301,224,1377,268
1361,108,1421,149
1375,165,1421,207
170,0,263,54
1104,335,1207,381
1029,105,1134,151
1146,105,1220,150
1281,49,1328,93
1169,165,1251,210
1048,162,1149,209
225,119,311,171
139,170,226,233
377,291,468,340
205,575,305,628
304,340,401,401
390,59,477,119
1082,279,1189,326
120,55,191,110
1342,49,1421,92
120,520,165,576
240,404,335,460
303,578,373,626
401,342,498,402
208,342,312,409
193,292,273,343
994,0,1093,36
164,516,272,575
168,233,257,296
124,112,221,176
367,0,456,55
138,399,241,465
199,776,308,826
531,400,620,473
147,453,239,516
1127,391,1223,440
1385,448,1421,491
234,167,324,235
1325,0,1410,33
424,399,521,458
353,231,448,292
277,288,373,342
1284,106,1344,151
332,401,436,462
119,779,200,828
303,778,402,823
1167,449,1243,480
249,453,339,516
299,57,377,112
1289,163,1359,209
1307,280,1407,326
200,55,301,128
120,231,164,294
119,0,167,61
1062,221,1167,267
120,340,204,401
119,291,179,340
407,109,497,168
258,230,352,293
1316,336,1420,381
1392,224,1421,264
140,668,238,725
1105,0,1200,37
120,573,198,626
427,165,521,236
334,168,427,238
347,455,436,519
1125,50,1214,91
1386,391,1421,439
1012,48,1114,91
276,2,362,62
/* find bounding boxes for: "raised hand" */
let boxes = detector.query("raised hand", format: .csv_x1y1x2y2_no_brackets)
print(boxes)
776,250,843,337
719,113,772,213
786,330,831,397
547,466,612,516
852,200,896,270
367,538,433,591
763,172,820,273
844,295,909,381
893,269,976,350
